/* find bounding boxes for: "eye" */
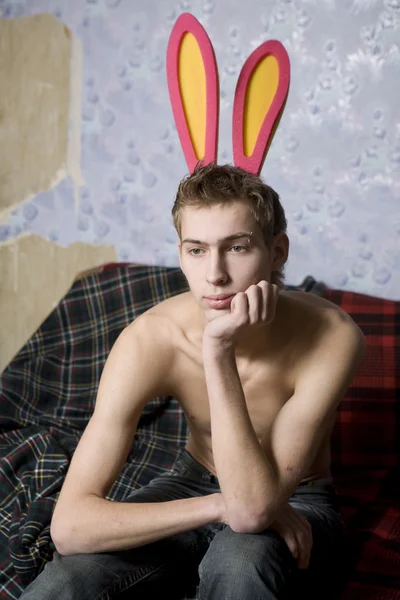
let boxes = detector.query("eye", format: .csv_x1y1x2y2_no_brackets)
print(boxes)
230,245,248,253
188,248,204,256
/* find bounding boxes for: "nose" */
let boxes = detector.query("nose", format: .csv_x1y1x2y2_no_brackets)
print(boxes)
206,250,229,286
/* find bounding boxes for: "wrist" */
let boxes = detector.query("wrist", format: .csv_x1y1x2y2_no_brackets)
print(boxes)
211,493,228,524
202,334,235,356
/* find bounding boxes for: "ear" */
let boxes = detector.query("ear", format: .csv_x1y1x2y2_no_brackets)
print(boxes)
167,13,219,173
271,232,289,271
232,40,290,175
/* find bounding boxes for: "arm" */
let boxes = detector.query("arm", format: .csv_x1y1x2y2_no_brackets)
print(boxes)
203,289,366,533
51,314,224,556
203,338,274,533
259,315,365,523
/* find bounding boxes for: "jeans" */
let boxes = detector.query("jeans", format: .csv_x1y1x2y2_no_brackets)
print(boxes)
19,448,345,599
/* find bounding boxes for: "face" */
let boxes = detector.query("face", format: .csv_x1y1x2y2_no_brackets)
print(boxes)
178,201,286,322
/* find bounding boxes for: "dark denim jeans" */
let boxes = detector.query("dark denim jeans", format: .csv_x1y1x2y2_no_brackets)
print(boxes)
19,448,345,599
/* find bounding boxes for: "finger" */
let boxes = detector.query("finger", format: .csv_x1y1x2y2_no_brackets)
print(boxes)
280,531,298,562
291,511,313,548
284,510,312,569
270,518,301,561
253,280,267,321
231,292,249,324
294,522,313,569
265,283,279,324
296,533,311,569
289,509,312,534
245,284,262,324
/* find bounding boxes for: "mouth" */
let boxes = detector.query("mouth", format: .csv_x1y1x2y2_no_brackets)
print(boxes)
204,295,235,310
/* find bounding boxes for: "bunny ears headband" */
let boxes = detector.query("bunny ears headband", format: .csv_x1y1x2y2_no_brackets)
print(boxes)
166,12,290,176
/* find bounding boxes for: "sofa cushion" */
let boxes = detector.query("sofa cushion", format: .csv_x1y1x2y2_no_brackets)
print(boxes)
323,288,400,472
2,263,399,600
0,264,324,596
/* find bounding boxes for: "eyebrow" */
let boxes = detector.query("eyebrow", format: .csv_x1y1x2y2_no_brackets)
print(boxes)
181,232,255,246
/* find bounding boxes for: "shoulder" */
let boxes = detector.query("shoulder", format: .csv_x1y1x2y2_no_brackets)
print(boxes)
281,290,366,370
282,289,361,331
144,291,195,322
275,292,366,409
282,289,346,314
123,291,198,353
139,291,197,338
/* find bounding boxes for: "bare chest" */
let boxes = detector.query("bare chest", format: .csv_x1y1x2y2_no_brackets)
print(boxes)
171,347,294,441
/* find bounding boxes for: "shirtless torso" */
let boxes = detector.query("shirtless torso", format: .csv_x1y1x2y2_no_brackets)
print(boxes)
146,288,341,484
50,187,366,557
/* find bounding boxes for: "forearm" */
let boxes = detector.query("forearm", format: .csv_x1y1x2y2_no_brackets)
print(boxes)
203,342,277,531
51,493,223,555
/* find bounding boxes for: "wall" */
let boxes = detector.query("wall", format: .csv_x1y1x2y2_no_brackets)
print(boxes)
1,0,399,300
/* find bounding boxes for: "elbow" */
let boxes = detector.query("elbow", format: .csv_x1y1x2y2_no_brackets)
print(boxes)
228,507,271,534
227,492,276,533
51,510,87,556
50,517,72,556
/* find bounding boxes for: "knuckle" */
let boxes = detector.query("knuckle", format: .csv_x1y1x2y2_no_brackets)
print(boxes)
298,513,309,526
248,285,259,296
302,518,312,532
297,531,306,546
286,534,297,555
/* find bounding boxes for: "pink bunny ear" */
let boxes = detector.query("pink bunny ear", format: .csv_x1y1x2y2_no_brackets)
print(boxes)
166,13,219,173
232,40,290,175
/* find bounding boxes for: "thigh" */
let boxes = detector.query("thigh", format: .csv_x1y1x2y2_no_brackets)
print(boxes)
124,449,219,506
20,518,210,600
199,500,345,599
20,537,205,600
199,524,298,594
20,474,213,600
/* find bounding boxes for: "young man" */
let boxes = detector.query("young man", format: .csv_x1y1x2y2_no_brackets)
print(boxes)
20,163,365,599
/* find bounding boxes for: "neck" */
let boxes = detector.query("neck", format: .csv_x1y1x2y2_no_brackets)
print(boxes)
234,324,274,359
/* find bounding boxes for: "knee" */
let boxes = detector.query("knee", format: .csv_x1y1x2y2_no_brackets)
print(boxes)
19,552,110,599
199,528,296,596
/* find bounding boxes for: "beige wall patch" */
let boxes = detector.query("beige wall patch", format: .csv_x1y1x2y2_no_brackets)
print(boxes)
0,13,83,221
0,234,117,373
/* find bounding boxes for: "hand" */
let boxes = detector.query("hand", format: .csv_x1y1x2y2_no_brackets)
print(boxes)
203,281,279,346
269,503,313,569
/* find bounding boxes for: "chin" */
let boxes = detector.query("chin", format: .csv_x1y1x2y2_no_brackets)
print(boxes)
207,307,229,319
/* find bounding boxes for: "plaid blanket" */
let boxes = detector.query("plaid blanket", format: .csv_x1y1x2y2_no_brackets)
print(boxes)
323,288,400,600
0,265,398,599
0,265,191,599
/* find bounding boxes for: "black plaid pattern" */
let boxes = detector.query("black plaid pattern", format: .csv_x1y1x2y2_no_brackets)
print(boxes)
1,264,398,599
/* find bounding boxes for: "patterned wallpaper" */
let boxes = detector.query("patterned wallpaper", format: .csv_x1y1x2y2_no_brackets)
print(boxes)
1,0,399,300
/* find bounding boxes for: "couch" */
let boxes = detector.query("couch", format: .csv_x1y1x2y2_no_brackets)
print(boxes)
0,263,399,599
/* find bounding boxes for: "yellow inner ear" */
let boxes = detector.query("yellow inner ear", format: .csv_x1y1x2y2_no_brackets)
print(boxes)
178,33,206,160
243,55,279,157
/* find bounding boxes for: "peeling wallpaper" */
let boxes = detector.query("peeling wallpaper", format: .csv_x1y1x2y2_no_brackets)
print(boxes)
0,0,399,300
0,13,83,219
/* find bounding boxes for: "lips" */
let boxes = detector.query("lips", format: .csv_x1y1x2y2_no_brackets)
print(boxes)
204,295,235,310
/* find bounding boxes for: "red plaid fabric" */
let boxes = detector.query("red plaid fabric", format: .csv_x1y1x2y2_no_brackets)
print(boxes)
328,289,399,471
0,266,398,600
324,288,400,599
